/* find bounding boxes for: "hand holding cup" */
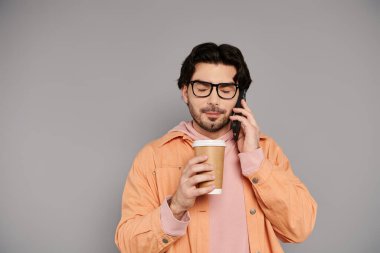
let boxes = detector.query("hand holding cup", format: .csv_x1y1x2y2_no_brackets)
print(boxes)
170,155,216,219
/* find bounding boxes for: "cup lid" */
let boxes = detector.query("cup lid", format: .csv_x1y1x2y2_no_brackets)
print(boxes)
192,139,226,147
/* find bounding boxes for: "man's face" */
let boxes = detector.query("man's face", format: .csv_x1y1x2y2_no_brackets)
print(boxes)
181,63,239,134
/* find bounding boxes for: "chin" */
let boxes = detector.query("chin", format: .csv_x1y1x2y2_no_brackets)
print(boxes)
200,116,229,132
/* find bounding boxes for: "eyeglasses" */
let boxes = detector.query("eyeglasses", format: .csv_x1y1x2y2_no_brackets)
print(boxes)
188,80,239,99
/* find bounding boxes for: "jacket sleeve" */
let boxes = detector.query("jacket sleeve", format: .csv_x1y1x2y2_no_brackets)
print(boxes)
240,138,318,243
114,144,182,253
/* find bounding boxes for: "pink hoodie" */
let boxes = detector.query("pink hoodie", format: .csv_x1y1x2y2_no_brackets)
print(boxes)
160,120,264,253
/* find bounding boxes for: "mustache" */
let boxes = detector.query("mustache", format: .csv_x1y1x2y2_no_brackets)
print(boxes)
201,106,226,114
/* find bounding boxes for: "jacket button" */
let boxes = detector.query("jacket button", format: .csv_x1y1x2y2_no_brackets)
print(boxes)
251,177,259,184
250,208,256,215
162,238,169,244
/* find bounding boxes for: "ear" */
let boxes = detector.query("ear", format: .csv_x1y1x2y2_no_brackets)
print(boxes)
181,85,189,105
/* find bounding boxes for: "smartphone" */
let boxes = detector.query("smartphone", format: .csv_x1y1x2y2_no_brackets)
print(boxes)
231,89,247,142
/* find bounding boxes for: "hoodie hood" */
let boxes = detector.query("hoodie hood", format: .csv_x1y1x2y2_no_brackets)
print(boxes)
168,120,235,147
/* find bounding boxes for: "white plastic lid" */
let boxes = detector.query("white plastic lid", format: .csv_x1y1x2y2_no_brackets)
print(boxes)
208,188,222,194
192,139,226,147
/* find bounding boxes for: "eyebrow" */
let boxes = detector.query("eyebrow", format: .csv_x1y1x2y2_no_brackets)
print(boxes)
191,79,237,85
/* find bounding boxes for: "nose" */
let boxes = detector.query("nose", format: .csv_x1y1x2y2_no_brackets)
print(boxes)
207,86,220,105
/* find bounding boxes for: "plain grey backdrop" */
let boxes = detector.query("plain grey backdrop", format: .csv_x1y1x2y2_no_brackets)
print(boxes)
0,0,379,252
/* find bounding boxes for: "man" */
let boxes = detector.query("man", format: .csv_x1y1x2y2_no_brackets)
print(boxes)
115,42,317,253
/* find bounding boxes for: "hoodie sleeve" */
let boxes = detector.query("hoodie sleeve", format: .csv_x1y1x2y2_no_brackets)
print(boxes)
160,196,190,236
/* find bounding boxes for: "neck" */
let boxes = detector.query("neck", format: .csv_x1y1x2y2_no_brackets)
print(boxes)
192,121,231,139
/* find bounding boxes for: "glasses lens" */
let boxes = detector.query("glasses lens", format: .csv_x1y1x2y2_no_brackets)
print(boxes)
218,83,237,99
192,82,211,97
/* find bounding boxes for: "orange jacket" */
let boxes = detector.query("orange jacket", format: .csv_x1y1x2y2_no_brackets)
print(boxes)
115,131,318,253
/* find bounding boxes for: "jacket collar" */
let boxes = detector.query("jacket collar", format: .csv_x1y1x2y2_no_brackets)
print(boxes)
158,131,192,147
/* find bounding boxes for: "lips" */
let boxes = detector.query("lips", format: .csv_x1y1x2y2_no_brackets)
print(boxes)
205,112,221,118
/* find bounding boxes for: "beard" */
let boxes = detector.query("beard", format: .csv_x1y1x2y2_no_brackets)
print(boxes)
188,102,232,133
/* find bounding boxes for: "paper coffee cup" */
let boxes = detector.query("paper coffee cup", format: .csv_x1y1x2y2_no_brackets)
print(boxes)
192,140,226,194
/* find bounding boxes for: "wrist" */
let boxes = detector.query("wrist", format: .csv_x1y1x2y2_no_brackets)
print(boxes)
169,197,186,219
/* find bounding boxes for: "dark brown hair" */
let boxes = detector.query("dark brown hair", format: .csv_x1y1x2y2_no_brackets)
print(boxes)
177,42,252,91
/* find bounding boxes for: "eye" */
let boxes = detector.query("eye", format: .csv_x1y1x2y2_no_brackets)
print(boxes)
219,84,236,93
193,82,211,92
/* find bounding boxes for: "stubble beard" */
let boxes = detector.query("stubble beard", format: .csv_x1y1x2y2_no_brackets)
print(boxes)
188,102,231,133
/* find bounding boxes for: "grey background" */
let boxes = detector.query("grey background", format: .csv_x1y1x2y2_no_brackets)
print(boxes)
0,0,379,252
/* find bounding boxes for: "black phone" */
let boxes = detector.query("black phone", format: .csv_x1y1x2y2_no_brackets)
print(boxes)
231,89,247,142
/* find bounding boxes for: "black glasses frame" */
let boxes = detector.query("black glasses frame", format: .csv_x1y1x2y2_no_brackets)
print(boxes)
188,80,240,100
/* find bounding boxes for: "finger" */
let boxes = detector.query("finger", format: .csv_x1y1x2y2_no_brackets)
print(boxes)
186,155,208,168
229,114,252,130
230,114,260,135
183,162,213,178
194,185,215,197
230,115,261,144
241,99,252,112
187,173,215,187
232,107,258,128
242,100,260,129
